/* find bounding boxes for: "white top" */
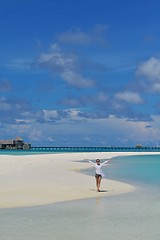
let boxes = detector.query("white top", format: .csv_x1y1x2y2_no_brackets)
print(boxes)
89,160,109,177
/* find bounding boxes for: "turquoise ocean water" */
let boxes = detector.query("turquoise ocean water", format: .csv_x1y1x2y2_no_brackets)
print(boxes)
106,154,160,185
0,152,160,240
1,145,160,155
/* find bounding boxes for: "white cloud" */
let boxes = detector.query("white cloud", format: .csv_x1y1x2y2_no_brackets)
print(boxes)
56,24,109,46
4,58,31,72
0,97,12,110
137,57,160,81
43,110,59,121
61,70,93,88
151,83,160,92
28,115,160,146
28,128,42,141
15,119,31,124
43,109,83,122
57,28,92,45
115,91,143,104
37,43,94,88
2,109,160,146
47,137,56,142
96,92,108,103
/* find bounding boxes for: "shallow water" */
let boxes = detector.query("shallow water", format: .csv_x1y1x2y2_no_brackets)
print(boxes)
0,154,160,240
0,191,160,240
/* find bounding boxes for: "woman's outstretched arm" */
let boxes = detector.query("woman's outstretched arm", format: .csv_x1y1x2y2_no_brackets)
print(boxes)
100,159,111,166
88,160,95,165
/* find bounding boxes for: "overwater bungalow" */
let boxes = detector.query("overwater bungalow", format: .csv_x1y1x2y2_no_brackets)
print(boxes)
0,137,31,150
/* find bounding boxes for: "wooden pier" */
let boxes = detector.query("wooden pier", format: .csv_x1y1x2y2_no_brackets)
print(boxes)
31,146,107,152
30,146,160,152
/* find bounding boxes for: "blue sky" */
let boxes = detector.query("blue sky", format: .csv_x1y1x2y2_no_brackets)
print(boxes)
1,0,160,146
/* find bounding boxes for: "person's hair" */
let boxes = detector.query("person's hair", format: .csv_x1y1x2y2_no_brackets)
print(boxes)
96,159,100,162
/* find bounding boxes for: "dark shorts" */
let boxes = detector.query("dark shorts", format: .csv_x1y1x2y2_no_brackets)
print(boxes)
95,173,102,178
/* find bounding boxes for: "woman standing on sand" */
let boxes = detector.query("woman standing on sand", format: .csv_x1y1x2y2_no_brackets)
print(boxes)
89,159,111,192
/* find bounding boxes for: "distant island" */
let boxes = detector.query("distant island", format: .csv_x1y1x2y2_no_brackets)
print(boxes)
0,137,31,150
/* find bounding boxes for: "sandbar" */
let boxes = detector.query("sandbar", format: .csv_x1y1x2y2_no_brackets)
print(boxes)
0,152,159,209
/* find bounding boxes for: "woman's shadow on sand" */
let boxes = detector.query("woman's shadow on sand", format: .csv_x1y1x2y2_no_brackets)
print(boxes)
90,189,115,193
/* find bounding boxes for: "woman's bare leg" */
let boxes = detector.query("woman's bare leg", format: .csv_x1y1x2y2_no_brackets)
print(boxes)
97,176,102,192
95,177,99,191
95,176,102,192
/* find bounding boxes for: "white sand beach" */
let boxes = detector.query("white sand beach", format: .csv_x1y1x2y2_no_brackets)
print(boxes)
0,151,159,209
